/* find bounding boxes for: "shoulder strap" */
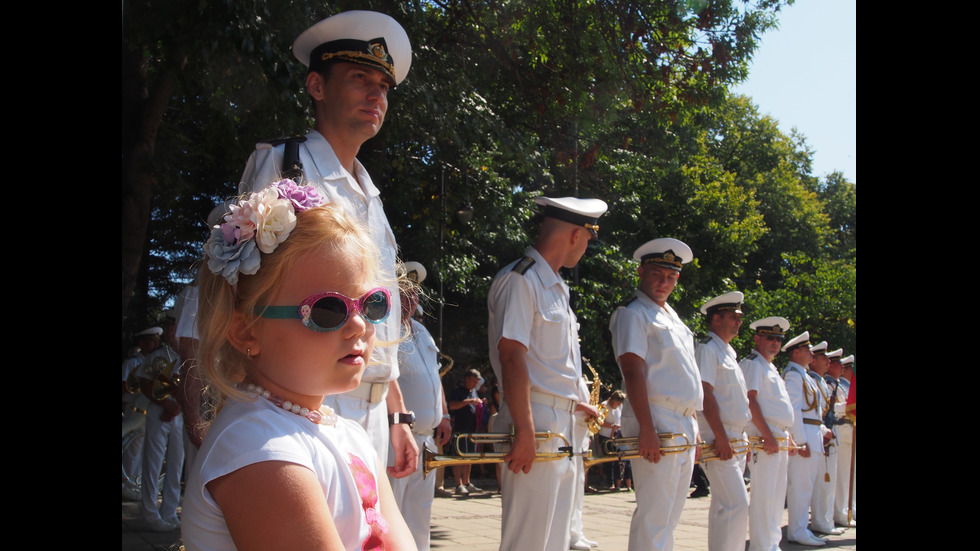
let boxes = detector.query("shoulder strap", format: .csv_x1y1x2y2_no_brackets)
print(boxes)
512,256,536,275
257,136,308,183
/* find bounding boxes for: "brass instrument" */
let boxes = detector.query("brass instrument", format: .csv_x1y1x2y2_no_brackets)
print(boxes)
582,433,693,469
125,367,143,394
748,435,805,452
698,438,752,463
422,431,587,478
583,357,607,435
150,351,181,401
438,352,455,378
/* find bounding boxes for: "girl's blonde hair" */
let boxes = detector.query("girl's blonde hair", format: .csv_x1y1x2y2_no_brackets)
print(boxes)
194,201,394,428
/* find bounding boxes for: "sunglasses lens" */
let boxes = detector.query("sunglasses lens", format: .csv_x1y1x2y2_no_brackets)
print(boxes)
361,290,390,323
309,296,348,330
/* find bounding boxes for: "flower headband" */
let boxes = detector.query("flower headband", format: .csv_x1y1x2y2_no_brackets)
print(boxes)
205,179,326,285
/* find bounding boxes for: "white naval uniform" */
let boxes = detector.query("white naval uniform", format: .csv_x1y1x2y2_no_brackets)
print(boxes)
740,351,795,551
388,319,445,551
783,362,828,542
809,371,838,533
174,283,201,470
569,379,593,546
239,130,402,462
832,377,856,525
488,247,587,551
137,343,185,524
121,352,149,491
696,331,751,551
609,290,703,551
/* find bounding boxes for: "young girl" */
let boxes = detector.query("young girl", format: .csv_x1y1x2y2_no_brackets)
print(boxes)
181,180,416,551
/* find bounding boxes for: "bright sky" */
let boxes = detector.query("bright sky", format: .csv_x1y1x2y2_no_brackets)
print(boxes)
730,0,856,184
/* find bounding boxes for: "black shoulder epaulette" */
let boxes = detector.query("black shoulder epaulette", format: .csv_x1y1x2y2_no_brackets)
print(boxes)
619,295,638,308
512,256,536,275
744,351,759,362
698,335,712,345
257,136,308,147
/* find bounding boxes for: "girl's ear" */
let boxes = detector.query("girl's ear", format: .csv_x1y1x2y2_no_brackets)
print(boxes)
227,310,260,357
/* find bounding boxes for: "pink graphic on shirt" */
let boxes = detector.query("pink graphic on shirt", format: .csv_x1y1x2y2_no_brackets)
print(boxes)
348,452,389,550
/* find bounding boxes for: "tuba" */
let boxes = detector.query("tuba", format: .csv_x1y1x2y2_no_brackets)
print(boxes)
150,350,181,401
583,357,608,435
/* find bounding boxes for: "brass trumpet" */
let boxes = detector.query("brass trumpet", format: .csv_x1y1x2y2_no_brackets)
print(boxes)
422,431,588,478
747,436,805,452
698,438,752,463
582,433,693,469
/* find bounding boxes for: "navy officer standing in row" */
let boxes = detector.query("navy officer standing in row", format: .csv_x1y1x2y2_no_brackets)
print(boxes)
609,237,703,551
487,196,607,551
238,10,419,479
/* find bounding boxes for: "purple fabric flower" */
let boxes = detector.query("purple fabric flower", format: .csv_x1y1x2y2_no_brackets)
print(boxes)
274,179,325,212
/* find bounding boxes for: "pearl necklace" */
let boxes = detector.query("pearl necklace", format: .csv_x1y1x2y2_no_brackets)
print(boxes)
240,383,338,426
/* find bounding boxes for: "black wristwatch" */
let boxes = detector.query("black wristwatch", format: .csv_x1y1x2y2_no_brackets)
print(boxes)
388,411,416,430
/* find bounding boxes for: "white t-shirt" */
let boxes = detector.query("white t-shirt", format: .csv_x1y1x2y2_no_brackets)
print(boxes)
182,395,386,551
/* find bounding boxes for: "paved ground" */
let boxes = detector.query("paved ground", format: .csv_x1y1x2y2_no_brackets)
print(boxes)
123,470,855,550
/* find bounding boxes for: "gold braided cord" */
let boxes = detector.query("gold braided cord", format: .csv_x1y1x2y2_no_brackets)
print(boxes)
320,50,394,75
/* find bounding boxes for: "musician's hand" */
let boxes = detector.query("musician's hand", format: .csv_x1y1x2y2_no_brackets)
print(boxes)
638,425,662,463
160,399,181,421
798,442,811,458
762,436,779,455
435,418,452,447
714,437,734,461
504,429,538,474
576,402,599,421
386,423,419,479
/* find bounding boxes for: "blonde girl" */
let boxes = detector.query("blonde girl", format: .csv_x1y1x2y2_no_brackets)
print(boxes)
181,180,416,551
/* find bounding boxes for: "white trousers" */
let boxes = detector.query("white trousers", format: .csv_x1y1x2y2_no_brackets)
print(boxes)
746,428,789,551
389,432,437,551
140,402,184,522
496,400,576,551
786,425,821,541
834,424,856,524
702,431,749,551
569,412,590,544
622,401,697,551
810,439,838,532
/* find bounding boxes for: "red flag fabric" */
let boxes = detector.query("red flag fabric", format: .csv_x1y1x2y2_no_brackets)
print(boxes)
845,372,856,425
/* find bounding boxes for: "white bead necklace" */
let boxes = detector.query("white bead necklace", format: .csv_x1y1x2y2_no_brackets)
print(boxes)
240,383,338,426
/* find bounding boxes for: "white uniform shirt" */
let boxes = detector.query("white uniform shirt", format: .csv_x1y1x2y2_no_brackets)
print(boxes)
608,290,702,410
239,130,401,383
397,319,445,432
487,246,586,403
782,362,824,448
740,351,795,433
175,285,200,341
695,331,750,438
